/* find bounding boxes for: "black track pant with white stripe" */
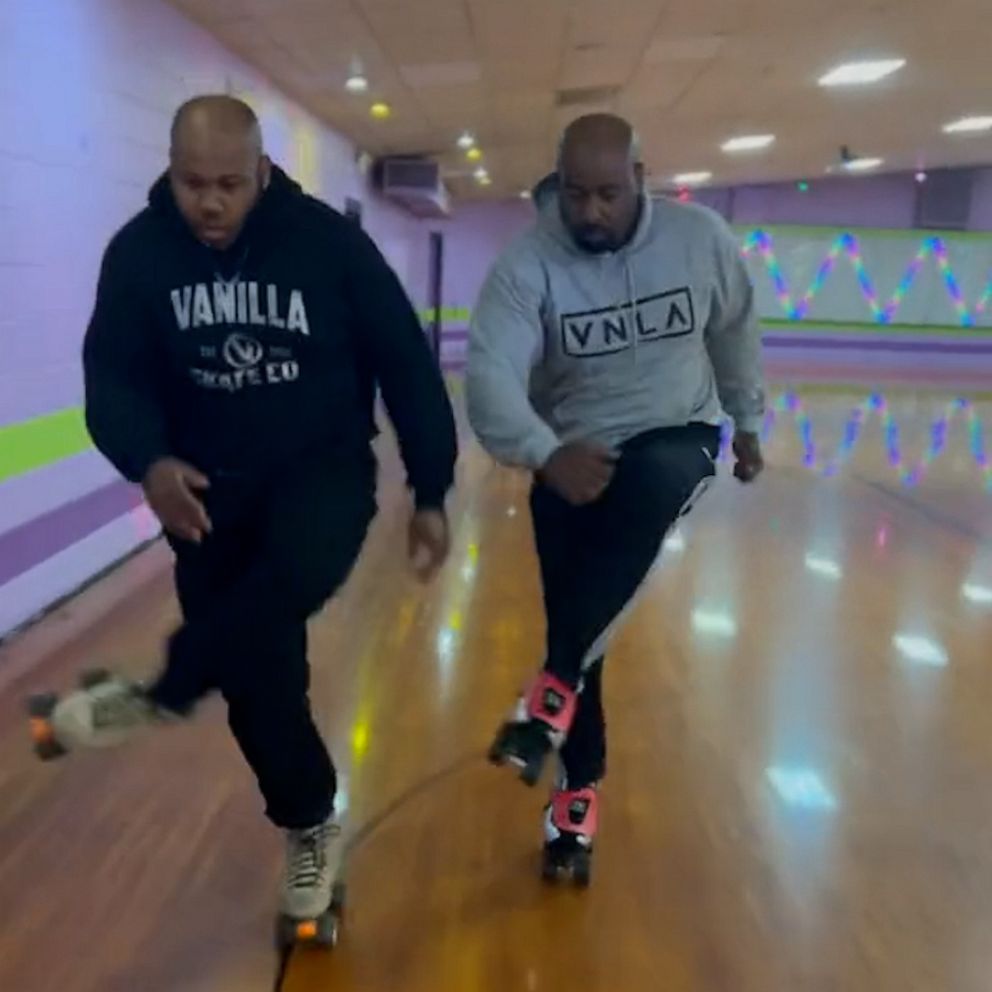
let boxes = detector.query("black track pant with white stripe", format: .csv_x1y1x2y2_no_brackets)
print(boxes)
530,423,721,789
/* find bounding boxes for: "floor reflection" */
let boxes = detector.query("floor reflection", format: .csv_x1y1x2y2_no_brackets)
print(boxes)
720,383,992,492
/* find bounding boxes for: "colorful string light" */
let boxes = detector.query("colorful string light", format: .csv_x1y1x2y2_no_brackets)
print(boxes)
721,392,992,491
740,229,987,327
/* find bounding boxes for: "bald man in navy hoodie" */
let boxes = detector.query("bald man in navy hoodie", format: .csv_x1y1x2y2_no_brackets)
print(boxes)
30,96,457,930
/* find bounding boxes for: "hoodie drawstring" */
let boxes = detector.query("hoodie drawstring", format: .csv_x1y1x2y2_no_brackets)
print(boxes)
622,255,640,366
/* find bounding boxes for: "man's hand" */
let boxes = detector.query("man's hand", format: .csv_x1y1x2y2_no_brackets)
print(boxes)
539,441,617,506
408,509,450,582
732,431,764,483
143,458,212,543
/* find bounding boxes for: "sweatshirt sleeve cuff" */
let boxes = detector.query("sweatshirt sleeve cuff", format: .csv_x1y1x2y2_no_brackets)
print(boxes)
733,413,764,435
521,429,562,472
125,449,169,486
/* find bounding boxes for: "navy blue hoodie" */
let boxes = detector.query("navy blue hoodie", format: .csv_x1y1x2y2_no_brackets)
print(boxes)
83,166,456,507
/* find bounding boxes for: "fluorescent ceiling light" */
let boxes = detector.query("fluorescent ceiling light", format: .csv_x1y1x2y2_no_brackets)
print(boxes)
843,157,883,172
962,582,992,604
722,134,775,153
943,116,992,134
804,554,842,580
673,171,712,185
819,58,905,86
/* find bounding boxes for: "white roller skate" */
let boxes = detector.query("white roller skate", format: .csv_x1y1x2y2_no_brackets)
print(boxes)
277,813,347,950
26,669,171,759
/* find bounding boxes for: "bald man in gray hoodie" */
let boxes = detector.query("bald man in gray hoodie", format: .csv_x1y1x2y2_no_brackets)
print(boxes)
467,114,765,884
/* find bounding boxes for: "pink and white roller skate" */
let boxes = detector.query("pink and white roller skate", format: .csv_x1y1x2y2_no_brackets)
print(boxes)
542,783,599,887
487,671,578,786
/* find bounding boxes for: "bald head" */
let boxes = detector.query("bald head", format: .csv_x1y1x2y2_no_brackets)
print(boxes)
170,95,262,157
168,95,270,250
558,114,640,169
556,114,644,254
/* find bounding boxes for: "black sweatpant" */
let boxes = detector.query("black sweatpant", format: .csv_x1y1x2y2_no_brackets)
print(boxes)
531,423,720,790
147,452,376,830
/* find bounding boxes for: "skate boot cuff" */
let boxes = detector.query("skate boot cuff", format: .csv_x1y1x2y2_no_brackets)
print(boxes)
551,786,599,838
525,672,577,735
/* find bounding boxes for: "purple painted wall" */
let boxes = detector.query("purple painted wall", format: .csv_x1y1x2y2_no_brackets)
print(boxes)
409,200,534,312
715,174,919,229
422,167,992,333
0,0,417,637
967,170,992,231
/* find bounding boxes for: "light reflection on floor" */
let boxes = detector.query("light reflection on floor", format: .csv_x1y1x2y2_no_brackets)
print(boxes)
720,384,992,492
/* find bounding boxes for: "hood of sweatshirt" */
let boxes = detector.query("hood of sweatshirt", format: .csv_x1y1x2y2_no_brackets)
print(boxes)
146,165,303,273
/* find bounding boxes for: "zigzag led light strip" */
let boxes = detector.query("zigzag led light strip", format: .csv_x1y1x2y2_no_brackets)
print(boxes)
720,391,991,490
740,230,989,326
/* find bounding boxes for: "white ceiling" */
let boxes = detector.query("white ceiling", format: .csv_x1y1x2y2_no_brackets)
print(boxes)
168,0,992,199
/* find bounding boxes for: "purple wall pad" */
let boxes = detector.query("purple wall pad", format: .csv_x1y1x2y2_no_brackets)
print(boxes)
0,480,142,587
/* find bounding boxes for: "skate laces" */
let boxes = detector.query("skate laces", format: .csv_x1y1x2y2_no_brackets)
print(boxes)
90,683,147,729
288,821,340,890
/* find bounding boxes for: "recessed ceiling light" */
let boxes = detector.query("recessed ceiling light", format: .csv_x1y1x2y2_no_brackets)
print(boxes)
345,57,368,93
843,156,883,172
370,102,391,120
466,147,483,162
673,171,712,186
474,166,490,184
943,115,992,134
721,134,775,153
818,58,905,87
457,131,476,149
519,189,532,199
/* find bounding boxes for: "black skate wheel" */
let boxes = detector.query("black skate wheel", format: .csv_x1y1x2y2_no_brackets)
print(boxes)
487,726,510,765
276,915,296,951
26,693,58,719
35,737,68,761
521,752,544,787
80,668,112,690
572,852,592,888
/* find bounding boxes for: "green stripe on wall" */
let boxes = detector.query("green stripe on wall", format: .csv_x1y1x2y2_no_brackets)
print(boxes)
0,407,92,485
1,311,991,487
420,307,472,325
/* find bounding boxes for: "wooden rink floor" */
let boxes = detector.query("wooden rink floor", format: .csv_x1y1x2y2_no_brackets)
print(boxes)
1,375,991,992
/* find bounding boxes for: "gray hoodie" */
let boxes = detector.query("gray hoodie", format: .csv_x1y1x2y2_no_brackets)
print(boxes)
466,194,765,469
